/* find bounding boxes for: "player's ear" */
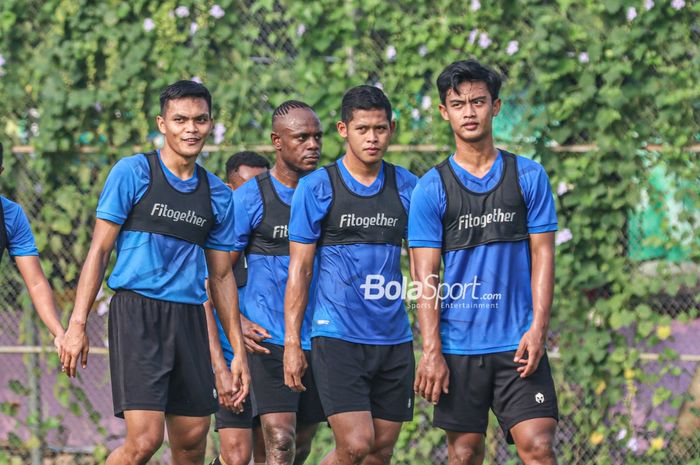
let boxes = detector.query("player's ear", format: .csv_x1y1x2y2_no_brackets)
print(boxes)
438,104,450,121
336,120,348,139
492,98,502,117
271,131,282,150
156,115,166,134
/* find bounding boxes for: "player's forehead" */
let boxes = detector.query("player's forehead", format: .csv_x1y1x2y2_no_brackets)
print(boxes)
279,108,321,133
163,97,210,116
347,108,391,127
446,81,491,100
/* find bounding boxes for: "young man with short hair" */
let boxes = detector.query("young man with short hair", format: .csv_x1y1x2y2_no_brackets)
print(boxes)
229,101,325,465
285,86,418,465
410,59,559,465
207,150,270,465
60,80,250,465
0,142,65,351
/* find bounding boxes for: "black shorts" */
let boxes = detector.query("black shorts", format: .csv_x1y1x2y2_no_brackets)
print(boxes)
311,337,415,422
108,290,218,418
214,396,261,431
433,350,559,443
249,342,325,424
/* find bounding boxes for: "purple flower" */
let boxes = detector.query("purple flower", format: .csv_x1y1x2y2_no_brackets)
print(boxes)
0,54,5,67
644,0,654,10
143,18,155,32
210,4,225,18
386,45,397,61
418,45,428,57
626,7,637,21
555,228,573,246
470,0,481,11
468,29,478,45
28,108,40,118
296,24,306,37
478,32,492,49
213,123,226,145
557,181,569,196
94,102,103,112
411,108,420,120
420,95,432,110
506,40,519,56
578,52,589,63
191,76,202,84
175,6,190,18
671,0,684,9
374,81,384,90
189,22,198,35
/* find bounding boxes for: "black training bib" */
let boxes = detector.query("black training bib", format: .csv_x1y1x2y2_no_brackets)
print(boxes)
233,254,248,287
247,173,291,256
319,162,406,247
438,150,529,252
122,151,214,247
0,200,8,263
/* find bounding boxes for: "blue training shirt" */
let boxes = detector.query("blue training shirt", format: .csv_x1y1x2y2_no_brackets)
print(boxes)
1,197,39,257
289,156,417,345
96,151,235,305
229,174,318,351
408,152,557,355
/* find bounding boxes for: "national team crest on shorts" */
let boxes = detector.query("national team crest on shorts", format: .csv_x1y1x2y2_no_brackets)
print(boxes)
535,392,544,404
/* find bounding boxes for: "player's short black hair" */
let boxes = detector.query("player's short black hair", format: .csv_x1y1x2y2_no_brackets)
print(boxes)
341,85,392,124
160,80,212,116
436,59,502,104
272,100,313,127
0,142,3,167
225,151,270,177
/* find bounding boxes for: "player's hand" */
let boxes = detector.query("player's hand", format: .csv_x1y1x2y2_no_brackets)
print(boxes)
514,327,546,378
59,323,89,377
415,350,449,405
53,330,65,355
283,344,307,392
214,365,238,412
229,356,250,411
241,317,271,354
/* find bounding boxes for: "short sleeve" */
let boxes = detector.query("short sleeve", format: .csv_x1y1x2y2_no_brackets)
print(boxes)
96,156,149,225
288,170,333,244
517,158,558,233
3,200,39,256
408,169,446,249
205,176,236,251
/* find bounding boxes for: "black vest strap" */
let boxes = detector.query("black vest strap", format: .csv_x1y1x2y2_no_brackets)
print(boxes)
0,199,8,263
122,152,214,247
439,150,529,252
232,254,248,287
247,173,291,256
319,162,406,247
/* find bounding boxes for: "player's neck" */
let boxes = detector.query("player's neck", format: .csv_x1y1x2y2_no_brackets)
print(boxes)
452,137,498,176
342,151,382,187
159,146,197,180
270,162,301,189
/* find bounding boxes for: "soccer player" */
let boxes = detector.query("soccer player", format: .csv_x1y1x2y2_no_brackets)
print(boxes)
409,59,559,465
59,81,250,465
0,142,64,350
284,86,417,465
230,101,324,465
206,151,270,465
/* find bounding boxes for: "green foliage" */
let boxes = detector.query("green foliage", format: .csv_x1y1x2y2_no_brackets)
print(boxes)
0,0,699,462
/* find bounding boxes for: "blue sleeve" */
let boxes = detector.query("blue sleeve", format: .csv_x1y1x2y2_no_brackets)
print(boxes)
396,167,418,237
232,180,263,251
289,170,333,244
408,169,445,249
96,156,149,225
205,175,236,251
3,200,39,256
517,158,558,233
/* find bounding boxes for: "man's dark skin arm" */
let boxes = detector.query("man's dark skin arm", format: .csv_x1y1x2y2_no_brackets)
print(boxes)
283,241,316,393
206,248,250,408
411,247,449,405
514,231,555,377
230,250,271,354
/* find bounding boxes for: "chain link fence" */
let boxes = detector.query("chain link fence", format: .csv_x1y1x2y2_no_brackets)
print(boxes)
1,147,699,464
